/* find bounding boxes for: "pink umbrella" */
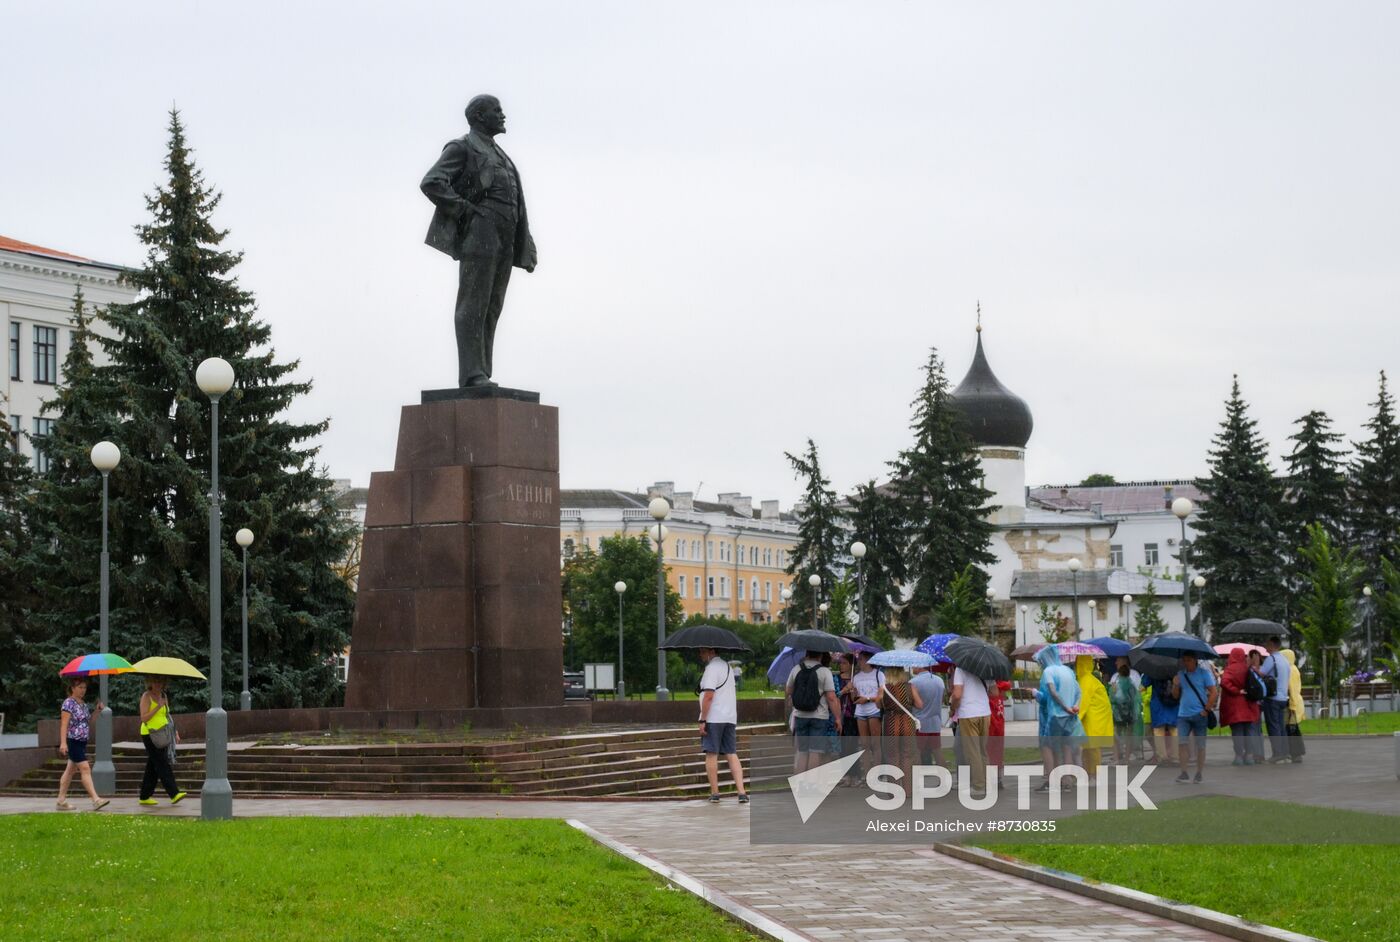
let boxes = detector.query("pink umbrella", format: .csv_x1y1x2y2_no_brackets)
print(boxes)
1214,642,1266,657
1055,641,1107,661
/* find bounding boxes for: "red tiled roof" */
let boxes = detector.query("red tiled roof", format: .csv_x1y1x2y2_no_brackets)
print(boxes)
0,235,93,263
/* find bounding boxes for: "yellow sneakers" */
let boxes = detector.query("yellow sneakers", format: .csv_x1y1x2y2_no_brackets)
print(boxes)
170,792,187,805
138,798,158,806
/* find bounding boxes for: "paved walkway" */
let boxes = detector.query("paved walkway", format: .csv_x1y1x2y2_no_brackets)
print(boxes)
0,795,1230,941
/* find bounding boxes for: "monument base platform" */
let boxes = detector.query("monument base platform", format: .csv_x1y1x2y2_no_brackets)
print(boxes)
421,385,540,404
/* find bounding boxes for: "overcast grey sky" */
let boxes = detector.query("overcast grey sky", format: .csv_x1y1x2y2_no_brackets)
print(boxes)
5,2,1397,506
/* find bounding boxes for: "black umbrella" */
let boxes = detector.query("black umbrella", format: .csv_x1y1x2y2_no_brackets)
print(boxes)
1219,618,1286,639
775,629,850,654
1132,631,1219,659
658,624,750,652
840,633,884,650
1129,651,1181,682
944,637,1012,681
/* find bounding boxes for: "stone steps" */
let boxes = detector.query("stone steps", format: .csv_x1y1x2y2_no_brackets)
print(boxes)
2,722,791,799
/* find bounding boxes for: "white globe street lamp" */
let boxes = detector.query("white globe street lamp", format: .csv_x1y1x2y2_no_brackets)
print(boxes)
807,573,822,630
850,541,867,633
1067,558,1082,639
1171,497,1197,634
985,586,996,642
235,528,254,711
89,441,121,794
1123,593,1134,635
648,498,671,700
196,356,235,820
1363,584,1374,667
613,580,627,698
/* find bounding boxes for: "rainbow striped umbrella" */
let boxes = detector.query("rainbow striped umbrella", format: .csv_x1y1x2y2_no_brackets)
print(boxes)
59,653,135,678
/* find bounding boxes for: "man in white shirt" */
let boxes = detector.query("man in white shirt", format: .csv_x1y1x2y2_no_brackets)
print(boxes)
699,647,748,803
785,652,842,773
1260,636,1293,763
949,666,992,795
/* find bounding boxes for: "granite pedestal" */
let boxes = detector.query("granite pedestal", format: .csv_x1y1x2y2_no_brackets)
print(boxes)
345,390,563,712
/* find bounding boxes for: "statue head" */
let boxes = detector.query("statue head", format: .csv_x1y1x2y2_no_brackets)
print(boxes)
466,95,506,135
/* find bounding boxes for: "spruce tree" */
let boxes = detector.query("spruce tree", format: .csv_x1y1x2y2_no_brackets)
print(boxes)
783,438,843,630
16,290,125,719
932,564,984,635
889,348,994,631
1292,523,1360,693
1350,372,1400,589
0,399,34,721
1132,579,1169,637
847,480,907,638
23,111,355,715
1192,377,1286,626
1282,410,1348,595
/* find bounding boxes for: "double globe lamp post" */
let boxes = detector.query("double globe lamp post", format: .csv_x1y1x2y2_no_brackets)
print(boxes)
89,440,121,794
196,356,235,820
648,497,670,701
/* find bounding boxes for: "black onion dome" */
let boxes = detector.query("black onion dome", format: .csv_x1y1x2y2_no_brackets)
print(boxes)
948,330,1033,448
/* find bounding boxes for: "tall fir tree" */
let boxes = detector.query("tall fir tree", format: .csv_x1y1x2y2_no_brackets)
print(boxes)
1282,410,1348,595
22,111,355,716
783,439,844,630
16,290,125,719
846,480,907,638
1349,372,1400,590
1192,377,1286,626
889,348,994,632
0,398,35,721
932,564,984,635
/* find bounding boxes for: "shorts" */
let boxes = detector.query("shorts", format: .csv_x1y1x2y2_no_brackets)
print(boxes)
1177,714,1210,740
793,716,828,747
701,722,737,755
1046,715,1080,739
65,738,88,763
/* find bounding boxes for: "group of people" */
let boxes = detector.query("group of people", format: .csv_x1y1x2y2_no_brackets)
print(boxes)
784,648,1011,799
53,675,188,811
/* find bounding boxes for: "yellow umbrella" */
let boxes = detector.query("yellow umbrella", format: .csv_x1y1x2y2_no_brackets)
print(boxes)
130,656,207,680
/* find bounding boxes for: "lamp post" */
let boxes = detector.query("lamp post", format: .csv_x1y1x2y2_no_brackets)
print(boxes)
1019,604,1028,647
1068,557,1082,640
649,497,671,701
780,587,793,627
614,580,627,698
89,441,120,794
985,587,996,643
236,528,254,710
1172,497,1195,635
1122,594,1134,636
196,356,235,820
1193,575,1206,636
1086,598,1095,635
808,573,821,630
818,601,829,630
1363,585,1373,669
850,541,867,633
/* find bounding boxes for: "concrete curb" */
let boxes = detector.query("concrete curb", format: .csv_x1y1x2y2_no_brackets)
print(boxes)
567,819,812,942
933,843,1322,942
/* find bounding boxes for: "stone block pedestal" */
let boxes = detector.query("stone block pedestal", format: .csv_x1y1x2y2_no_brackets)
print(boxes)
345,391,563,711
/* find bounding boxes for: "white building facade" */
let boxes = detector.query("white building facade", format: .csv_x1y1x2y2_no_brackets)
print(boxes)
1,236,135,469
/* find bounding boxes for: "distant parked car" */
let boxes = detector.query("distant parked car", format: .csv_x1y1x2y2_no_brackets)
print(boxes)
563,671,591,700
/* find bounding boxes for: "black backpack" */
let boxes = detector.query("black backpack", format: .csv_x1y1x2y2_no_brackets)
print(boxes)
791,663,822,712
1244,669,1267,703
1153,677,1180,709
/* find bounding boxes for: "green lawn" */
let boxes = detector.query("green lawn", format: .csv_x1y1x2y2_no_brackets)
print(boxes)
982,798,1400,942
2,815,756,942
1298,712,1400,735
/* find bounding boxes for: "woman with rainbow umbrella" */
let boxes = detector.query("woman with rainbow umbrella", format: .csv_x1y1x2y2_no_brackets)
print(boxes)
54,653,133,811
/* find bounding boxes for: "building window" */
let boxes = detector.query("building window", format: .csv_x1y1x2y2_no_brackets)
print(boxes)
707,576,715,598
707,541,714,560
1144,543,1159,567
1109,544,1123,568
751,578,759,600
33,326,58,385
719,576,728,598
765,581,772,600
751,547,758,565
8,322,18,381
738,613,746,622
7,415,19,451
32,417,55,473
694,576,701,597
763,548,772,566
562,538,575,559
738,580,745,600
778,551,786,568
675,539,685,560
677,574,686,598
335,652,350,683
691,540,699,558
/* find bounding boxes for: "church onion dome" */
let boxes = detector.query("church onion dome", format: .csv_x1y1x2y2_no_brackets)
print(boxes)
948,328,1034,449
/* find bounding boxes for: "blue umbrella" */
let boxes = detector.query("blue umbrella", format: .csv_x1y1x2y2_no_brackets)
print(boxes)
766,646,802,687
868,649,936,669
1084,636,1132,658
916,633,959,665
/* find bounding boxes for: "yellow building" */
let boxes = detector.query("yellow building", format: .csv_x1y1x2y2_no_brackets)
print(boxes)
560,482,800,623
